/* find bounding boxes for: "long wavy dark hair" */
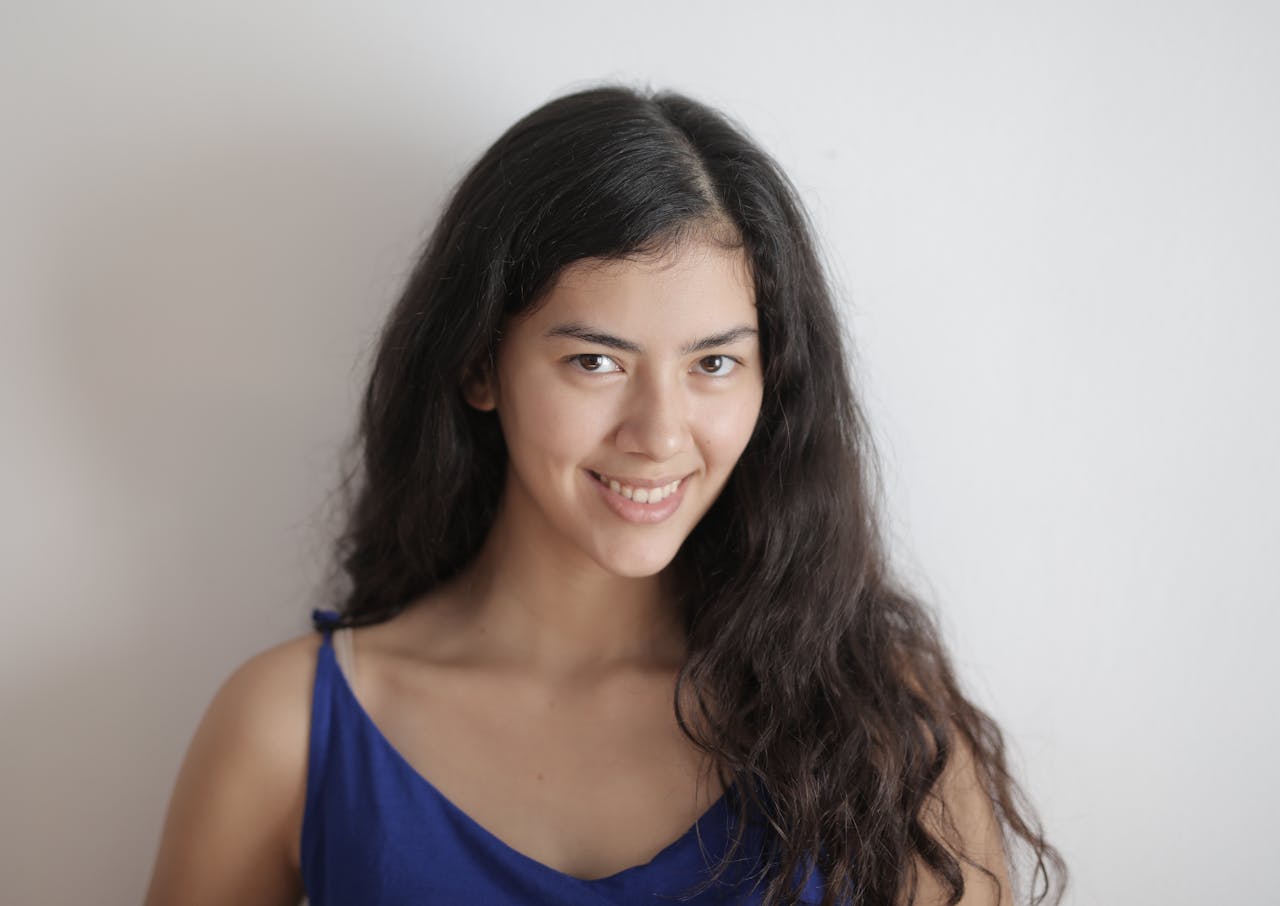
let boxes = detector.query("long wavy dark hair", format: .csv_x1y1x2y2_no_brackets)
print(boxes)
317,83,1067,906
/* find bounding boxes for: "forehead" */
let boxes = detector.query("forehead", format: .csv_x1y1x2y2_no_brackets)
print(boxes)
532,242,756,326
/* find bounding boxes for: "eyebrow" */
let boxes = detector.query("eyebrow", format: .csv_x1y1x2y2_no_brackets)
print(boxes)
543,321,759,356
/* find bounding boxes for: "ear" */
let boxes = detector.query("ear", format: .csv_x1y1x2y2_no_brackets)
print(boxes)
461,357,498,412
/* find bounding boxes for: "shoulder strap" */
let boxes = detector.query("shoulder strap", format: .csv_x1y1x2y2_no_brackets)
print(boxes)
311,608,341,638
310,609,358,693
332,627,357,691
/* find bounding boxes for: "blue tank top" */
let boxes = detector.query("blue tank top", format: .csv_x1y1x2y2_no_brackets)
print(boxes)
300,609,830,904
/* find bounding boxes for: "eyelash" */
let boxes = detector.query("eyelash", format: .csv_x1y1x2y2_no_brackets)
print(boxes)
566,353,742,377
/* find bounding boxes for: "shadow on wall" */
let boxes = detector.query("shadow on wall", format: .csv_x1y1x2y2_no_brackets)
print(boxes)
5,115,469,902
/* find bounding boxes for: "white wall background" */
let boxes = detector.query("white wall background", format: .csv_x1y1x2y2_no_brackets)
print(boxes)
3,2,1276,903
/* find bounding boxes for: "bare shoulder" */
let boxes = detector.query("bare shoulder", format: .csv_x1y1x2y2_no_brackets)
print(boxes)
900,730,1015,906
143,629,323,906
206,630,323,742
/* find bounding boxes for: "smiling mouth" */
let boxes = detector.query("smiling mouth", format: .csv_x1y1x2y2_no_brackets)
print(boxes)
587,470,686,504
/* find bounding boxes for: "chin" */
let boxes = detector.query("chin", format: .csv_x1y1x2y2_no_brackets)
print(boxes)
593,543,681,579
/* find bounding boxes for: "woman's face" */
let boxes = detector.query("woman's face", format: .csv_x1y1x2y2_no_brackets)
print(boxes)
465,239,764,578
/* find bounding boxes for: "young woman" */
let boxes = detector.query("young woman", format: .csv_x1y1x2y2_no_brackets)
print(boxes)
145,84,1066,906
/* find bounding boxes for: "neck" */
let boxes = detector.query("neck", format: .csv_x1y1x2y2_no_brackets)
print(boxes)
431,494,689,681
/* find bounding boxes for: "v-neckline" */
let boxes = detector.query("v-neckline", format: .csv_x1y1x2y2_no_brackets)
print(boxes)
320,635,734,886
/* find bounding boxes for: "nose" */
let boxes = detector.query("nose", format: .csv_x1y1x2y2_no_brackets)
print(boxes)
614,371,690,462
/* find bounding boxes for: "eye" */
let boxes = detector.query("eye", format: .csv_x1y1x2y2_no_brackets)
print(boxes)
568,353,623,374
693,355,740,377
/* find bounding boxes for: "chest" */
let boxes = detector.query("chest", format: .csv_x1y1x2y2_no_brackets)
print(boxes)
345,645,725,881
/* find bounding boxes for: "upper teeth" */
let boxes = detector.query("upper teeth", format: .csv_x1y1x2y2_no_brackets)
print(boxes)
594,472,683,503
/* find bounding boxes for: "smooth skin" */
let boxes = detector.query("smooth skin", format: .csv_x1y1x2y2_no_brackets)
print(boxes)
144,239,1012,904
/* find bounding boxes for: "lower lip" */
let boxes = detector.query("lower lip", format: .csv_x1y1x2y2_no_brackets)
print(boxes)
586,470,691,524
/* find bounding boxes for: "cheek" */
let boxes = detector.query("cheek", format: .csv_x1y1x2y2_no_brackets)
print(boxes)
500,375,611,464
694,389,763,465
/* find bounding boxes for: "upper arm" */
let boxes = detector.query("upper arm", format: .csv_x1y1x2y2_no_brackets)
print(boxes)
902,732,1014,906
143,634,319,906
